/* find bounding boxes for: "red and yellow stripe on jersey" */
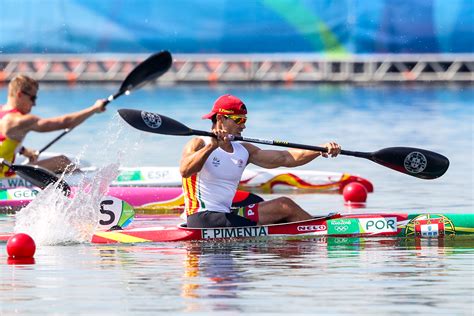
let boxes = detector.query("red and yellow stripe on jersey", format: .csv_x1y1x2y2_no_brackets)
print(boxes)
182,174,206,216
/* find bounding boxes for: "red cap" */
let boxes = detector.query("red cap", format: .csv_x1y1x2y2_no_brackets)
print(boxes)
202,94,247,119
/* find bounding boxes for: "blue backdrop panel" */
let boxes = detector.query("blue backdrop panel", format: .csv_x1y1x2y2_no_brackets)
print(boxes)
0,0,472,54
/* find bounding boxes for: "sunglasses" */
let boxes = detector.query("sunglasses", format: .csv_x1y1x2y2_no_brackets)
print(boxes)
224,114,247,125
21,90,37,103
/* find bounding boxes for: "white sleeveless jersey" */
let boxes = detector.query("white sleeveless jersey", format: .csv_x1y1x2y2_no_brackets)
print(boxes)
182,137,249,216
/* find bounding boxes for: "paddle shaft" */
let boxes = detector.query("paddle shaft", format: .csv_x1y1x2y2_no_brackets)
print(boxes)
105,89,127,104
193,130,370,159
38,129,70,154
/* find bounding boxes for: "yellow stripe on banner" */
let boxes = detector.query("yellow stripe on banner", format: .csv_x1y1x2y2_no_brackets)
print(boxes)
138,195,185,211
456,227,474,233
94,231,150,243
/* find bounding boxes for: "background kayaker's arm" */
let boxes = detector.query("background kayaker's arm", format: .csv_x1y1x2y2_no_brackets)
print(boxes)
180,137,217,178
31,100,106,132
243,142,340,169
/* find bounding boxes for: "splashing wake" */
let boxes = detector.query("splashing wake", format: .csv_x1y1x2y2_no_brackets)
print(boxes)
14,114,147,245
14,163,120,245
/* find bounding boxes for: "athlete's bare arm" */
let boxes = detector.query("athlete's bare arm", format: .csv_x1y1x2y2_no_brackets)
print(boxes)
243,142,340,169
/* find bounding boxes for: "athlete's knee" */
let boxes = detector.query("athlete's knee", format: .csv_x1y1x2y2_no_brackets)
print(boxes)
274,196,299,211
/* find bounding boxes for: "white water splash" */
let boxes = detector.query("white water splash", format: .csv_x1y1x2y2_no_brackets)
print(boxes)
14,163,121,245
14,114,148,245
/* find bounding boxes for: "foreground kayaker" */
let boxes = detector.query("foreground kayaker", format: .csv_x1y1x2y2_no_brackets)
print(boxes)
180,94,341,228
0,75,106,176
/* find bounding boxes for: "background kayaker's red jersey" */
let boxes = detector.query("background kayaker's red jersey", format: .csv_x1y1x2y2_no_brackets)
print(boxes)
0,107,21,141
0,107,22,177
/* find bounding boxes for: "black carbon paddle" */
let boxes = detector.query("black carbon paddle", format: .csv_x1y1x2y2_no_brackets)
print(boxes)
38,51,173,154
0,159,71,195
117,109,450,180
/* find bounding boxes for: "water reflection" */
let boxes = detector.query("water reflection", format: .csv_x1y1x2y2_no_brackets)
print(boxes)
181,243,245,312
1,240,471,312
85,237,473,313
179,240,322,312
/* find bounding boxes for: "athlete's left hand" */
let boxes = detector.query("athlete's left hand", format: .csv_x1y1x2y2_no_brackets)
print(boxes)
321,142,341,158
22,147,39,162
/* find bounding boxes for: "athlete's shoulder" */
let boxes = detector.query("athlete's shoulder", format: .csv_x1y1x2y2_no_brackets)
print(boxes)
241,142,260,154
184,136,206,151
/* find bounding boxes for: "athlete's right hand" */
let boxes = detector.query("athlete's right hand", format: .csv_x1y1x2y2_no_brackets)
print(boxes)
211,128,232,148
92,99,107,113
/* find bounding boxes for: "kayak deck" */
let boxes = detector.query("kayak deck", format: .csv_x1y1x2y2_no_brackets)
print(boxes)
2,213,472,244
90,213,474,244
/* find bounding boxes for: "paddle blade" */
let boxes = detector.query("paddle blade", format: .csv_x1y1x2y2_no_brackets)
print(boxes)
118,109,197,136
10,164,71,195
371,147,449,179
119,51,172,93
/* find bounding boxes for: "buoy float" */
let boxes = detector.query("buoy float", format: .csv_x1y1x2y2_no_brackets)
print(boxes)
7,257,36,265
343,182,368,205
6,233,36,258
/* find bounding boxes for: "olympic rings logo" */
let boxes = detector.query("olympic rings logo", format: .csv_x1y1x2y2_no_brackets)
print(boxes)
333,225,349,232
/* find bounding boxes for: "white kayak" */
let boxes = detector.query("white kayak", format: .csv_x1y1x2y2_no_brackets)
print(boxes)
81,166,374,193
7,153,373,193
0,166,373,193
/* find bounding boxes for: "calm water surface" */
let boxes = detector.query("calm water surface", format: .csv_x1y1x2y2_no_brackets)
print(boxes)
0,84,473,315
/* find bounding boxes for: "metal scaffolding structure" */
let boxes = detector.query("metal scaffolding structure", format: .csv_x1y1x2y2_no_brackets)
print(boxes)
0,54,473,84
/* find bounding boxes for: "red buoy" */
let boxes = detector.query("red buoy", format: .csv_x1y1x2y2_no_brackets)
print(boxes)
7,257,36,265
343,182,368,204
6,233,36,258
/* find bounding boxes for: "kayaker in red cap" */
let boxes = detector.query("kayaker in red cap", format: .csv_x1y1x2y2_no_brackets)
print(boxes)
180,94,341,228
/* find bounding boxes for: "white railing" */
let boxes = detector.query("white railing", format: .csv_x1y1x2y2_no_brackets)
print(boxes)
0,54,472,83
